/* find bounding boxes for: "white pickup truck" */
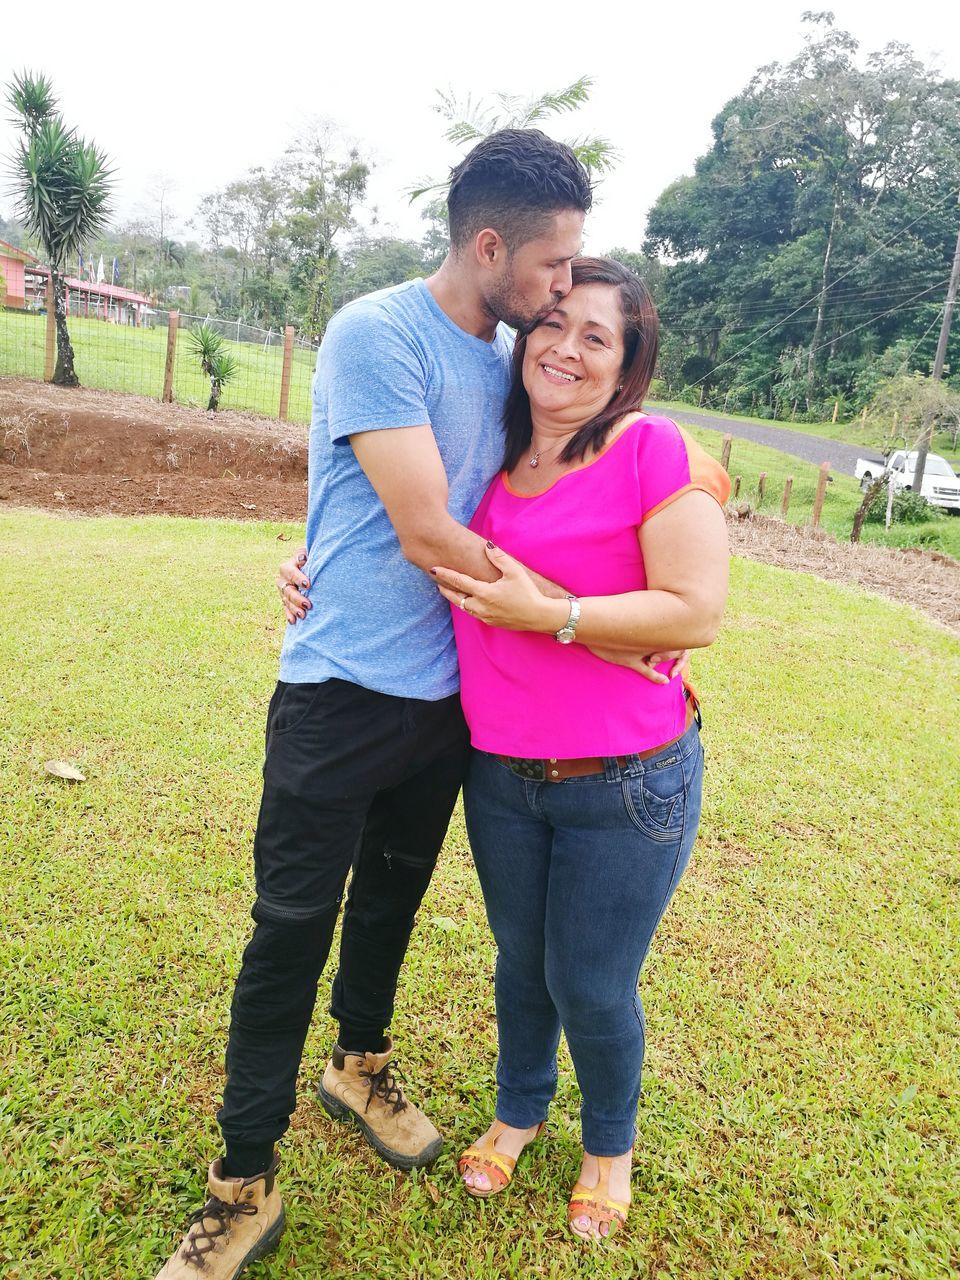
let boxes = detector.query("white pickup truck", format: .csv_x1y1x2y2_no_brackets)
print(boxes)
855,450,960,513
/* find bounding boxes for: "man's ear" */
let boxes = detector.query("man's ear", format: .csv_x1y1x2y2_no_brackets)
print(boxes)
474,227,507,271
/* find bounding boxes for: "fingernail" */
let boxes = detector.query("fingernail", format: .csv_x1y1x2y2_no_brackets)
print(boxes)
429,569,437,576
486,541,496,549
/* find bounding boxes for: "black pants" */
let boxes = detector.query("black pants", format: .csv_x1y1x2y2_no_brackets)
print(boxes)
217,678,470,1153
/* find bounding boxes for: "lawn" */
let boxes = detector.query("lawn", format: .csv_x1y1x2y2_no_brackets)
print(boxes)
673,420,960,560
3,308,958,557
0,309,317,423
651,398,960,473
1,511,958,1279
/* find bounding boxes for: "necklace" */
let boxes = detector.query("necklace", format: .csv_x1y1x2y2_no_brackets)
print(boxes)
529,437,567,468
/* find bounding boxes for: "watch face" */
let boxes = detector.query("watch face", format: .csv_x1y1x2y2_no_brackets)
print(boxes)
556,630,575,644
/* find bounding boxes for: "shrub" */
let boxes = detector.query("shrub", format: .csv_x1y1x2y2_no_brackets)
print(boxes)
864,484,946,525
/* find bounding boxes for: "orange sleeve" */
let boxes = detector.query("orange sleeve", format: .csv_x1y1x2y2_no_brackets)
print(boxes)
640,425,731,524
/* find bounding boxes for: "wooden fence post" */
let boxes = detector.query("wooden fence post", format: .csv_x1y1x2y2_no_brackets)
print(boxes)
781,476,793,517
757,472,767,503
720,433,732,472
44,297,56,381
162,311,179,403
278,325,295,420
733,475,741,498
812,462,830,528
832,401,839,423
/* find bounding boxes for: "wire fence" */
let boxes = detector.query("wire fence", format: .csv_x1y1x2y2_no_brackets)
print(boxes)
0,306,319,424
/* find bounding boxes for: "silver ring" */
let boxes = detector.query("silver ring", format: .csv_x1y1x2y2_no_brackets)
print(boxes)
459,596,469,612
278,582,290,597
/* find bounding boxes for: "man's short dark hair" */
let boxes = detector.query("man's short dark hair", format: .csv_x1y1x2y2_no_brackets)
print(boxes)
447,129,592,251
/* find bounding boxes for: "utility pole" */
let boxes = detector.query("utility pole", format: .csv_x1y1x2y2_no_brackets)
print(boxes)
913,209,960,492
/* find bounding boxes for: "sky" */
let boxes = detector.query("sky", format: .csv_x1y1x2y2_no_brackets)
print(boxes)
1,0,958,256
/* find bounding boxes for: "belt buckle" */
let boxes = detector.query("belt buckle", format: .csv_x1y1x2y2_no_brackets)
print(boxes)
506,756,546,781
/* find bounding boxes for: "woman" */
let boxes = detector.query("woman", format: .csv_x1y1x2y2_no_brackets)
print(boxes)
281,258,729,1241
430,258,729,1241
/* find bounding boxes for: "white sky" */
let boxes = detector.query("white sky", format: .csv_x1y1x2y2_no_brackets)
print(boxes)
1,1,958,254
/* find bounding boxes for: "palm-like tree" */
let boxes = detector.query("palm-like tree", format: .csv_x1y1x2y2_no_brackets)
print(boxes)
408,76,620,202
186,323,239,411
6,71,113,385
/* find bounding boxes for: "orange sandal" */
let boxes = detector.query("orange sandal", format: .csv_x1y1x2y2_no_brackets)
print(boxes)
568,1156,630,1241
458,1119,546,1198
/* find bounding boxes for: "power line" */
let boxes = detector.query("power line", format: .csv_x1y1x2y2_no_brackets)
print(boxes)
896,308,947,372
664,296,949,337
658,279,950,322
660,280,951,338
681,184,960,389
703,280,951,401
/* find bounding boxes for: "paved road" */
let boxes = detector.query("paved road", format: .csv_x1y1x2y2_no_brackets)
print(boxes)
650,405,877,477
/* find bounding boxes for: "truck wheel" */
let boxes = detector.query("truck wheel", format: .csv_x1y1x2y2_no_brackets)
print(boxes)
859,473,873,491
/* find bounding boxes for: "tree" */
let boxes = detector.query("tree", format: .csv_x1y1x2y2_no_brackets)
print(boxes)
409,76,619,203
869,372,960,452
186,323,239,411
6,71,113,385
644,15,960,413
114,217,152,293
282,123,369,339
333,236,429,308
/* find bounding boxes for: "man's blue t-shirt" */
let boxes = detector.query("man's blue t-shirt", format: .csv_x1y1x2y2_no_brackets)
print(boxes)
279,278,513,700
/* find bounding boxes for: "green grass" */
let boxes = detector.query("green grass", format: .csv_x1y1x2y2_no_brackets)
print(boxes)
0,309,317,422
671,418,960,560
1,511,958,1278
651,399,960,473
3,310,956,555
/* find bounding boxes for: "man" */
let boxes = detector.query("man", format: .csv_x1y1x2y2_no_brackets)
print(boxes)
157,128,592,1279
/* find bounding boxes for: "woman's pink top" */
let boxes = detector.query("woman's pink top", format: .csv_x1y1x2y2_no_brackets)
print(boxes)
451,414,730,758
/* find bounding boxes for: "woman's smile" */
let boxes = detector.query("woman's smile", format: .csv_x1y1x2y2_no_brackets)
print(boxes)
539,362,581,385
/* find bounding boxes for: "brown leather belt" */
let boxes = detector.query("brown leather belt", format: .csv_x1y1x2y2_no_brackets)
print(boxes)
493,698,697,783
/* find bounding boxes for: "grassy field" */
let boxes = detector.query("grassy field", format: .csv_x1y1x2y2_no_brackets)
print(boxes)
0,309,317,422
1,510,958,1279
652,398,960,471
671,419,960,560
3,308,958,556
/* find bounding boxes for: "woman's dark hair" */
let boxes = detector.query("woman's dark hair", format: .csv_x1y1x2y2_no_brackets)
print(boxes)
501,256,660,470
447,129,592,251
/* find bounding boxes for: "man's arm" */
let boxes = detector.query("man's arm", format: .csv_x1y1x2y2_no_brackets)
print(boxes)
350,425,500,582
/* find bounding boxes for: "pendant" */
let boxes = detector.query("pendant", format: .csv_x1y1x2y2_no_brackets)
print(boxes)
530,452,540,468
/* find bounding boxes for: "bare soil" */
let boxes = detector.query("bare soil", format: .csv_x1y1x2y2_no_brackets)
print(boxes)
2,379,958,635
0,379,308,521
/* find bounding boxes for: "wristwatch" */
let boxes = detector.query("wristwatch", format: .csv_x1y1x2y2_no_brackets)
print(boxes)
555,595,581,644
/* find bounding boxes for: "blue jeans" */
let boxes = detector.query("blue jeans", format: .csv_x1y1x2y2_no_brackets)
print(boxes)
463,718,703,1155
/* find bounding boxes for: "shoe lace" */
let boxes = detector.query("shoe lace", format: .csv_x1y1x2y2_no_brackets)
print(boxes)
181,1194,257,1266
359,1058,409,1115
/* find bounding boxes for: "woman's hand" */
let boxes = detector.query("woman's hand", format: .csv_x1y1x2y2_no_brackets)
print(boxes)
432,543,567,633
277,547,311,624
586,646,690,684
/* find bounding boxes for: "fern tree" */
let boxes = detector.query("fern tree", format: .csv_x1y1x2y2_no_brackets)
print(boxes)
409,75,619,204
186,323,239,411
6,71,113,385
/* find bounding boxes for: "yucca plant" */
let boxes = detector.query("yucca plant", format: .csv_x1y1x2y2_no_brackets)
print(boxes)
6,71,113,386
186,323,239,411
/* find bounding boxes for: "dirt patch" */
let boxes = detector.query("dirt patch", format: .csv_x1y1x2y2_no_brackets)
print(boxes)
0,378,308,521
2,378,958,634
727,513,960,635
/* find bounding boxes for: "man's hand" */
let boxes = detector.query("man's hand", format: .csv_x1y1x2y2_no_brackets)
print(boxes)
585,646,690,684
277,547,310,624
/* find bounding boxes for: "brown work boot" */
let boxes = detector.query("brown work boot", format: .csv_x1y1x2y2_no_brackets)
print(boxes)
155,1156,284,1279
318,1036,443,1169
